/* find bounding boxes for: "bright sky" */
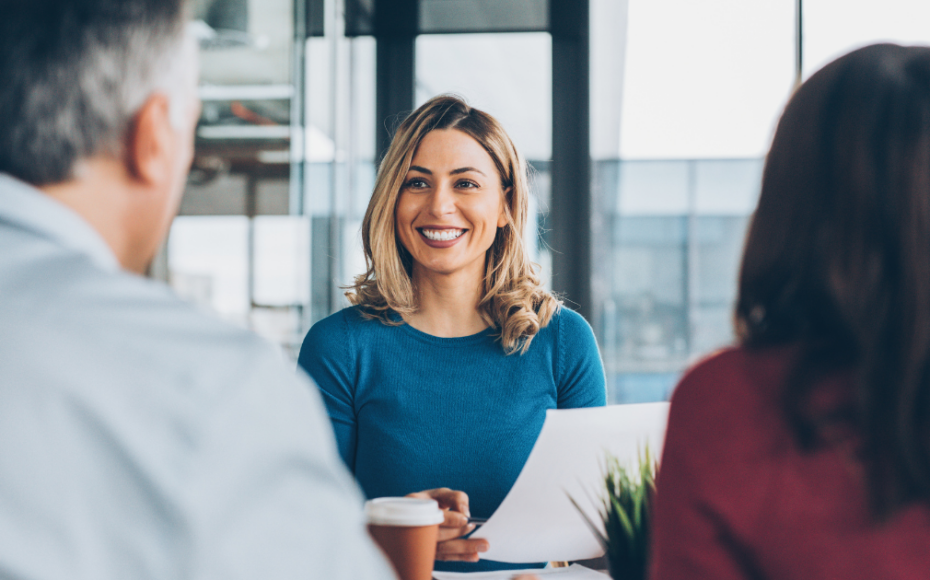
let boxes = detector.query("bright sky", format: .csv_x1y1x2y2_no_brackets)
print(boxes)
619,0,795,160
619,0,930,160
802,0,930,76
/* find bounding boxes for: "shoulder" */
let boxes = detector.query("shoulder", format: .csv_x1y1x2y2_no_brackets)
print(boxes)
672,346,790,408
310,305,389,336
666,345,794,454
545,307,606,404
98,273,289,392
552,306,594,336
532,305,593,341
545,306,598,353
670,348,752,419
301,308,353,367
300,306,392,371
303,306,386,350
10,260,305,421
308,307,353,338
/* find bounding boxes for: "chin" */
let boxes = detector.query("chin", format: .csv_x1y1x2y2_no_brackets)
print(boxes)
414,260,458,276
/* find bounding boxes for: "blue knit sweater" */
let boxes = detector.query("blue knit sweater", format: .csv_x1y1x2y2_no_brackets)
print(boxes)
297,306,606,572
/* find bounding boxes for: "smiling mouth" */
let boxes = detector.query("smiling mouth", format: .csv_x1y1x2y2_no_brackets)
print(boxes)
418,228,466,241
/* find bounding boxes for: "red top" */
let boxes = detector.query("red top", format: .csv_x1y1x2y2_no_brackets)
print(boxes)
649,346,930,580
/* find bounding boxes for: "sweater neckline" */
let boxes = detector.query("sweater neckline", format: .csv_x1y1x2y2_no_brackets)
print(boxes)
390,311,497,347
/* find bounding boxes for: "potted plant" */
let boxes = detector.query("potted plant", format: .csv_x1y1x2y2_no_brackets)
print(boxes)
570,448,657,580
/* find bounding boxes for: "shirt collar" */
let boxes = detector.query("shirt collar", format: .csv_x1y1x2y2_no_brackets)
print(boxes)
0,173,120,272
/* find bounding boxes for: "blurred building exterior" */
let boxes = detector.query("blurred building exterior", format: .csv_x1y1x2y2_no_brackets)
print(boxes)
163,0,930,403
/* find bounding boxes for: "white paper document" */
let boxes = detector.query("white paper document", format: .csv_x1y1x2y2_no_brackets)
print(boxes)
433,563,608,579
471,403,670,563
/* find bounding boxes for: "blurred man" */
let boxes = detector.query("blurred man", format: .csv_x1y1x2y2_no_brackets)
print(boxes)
0,1,397,577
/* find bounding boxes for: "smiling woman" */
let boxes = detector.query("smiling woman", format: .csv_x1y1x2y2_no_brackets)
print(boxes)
297,95,606,573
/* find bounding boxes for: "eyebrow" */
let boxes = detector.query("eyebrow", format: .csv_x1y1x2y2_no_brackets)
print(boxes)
408,165,487,177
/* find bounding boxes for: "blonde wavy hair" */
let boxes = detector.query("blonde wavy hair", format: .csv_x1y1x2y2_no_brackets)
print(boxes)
348,95,560,354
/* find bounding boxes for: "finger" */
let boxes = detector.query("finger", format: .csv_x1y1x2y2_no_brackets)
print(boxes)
406,487,453,500
406,488,471,517
441,509,469,529
436,548,482,562
436,552,481,562
435,538,488,559
437,523,474,542
431,488,470,515
512,576,542,580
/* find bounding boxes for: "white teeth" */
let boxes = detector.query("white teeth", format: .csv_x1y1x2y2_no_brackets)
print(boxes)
421,228,465,241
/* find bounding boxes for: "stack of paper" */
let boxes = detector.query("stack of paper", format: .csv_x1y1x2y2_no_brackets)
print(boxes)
470,403,669,563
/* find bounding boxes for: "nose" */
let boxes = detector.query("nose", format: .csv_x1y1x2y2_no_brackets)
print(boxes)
427,182,456,217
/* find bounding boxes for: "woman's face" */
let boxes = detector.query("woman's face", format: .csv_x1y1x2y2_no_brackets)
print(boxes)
395,129,508,283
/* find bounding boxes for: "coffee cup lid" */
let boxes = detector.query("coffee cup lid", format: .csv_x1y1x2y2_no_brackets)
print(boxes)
365,497,445,527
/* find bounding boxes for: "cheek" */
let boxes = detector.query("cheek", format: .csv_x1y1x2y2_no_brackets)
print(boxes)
476,198,505,234
394,219,411,251
394,197,417,247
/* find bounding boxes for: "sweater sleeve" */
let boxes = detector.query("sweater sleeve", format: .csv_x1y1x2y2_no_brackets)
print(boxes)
297,310,359,473
648,357,754,580
555,308,607,409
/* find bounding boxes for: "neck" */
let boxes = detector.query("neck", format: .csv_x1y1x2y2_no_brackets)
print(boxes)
404,265,488,337
39,157,149,273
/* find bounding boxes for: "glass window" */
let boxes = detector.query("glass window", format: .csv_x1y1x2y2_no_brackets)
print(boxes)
169,0,379,355
172,0,893,377
594,0,794,403
305,33,377,323
169,0,305,354
419,0,548,33
168,217,250,324
597,159,762,404
346,0,548,36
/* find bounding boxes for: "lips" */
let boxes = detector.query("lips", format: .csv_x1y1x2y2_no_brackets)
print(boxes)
417,227,466,248
421,228,464,241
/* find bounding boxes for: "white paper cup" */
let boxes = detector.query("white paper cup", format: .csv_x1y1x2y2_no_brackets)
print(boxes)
365,498,444,580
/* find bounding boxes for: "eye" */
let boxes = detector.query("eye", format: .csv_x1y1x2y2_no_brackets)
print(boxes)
456,179,480,189
403,177,429,190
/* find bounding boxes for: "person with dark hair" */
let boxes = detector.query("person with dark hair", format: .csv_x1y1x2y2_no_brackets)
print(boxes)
649,43,930,579
0,1,411,578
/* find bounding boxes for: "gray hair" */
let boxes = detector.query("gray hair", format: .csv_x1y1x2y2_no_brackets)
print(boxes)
0,0,193,185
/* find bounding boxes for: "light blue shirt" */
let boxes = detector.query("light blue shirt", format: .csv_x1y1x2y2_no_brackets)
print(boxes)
0,174,395,580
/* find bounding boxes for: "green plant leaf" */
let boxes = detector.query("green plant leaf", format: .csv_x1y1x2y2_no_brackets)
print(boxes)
610,492,635,538
566,445,658,580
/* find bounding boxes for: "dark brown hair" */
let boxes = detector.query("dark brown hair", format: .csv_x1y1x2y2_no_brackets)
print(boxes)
737,43,930,518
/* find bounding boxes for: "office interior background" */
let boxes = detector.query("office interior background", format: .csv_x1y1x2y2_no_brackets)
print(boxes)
157,0,930,404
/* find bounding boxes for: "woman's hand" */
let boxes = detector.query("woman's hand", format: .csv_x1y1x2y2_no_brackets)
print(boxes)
406,488,489,562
